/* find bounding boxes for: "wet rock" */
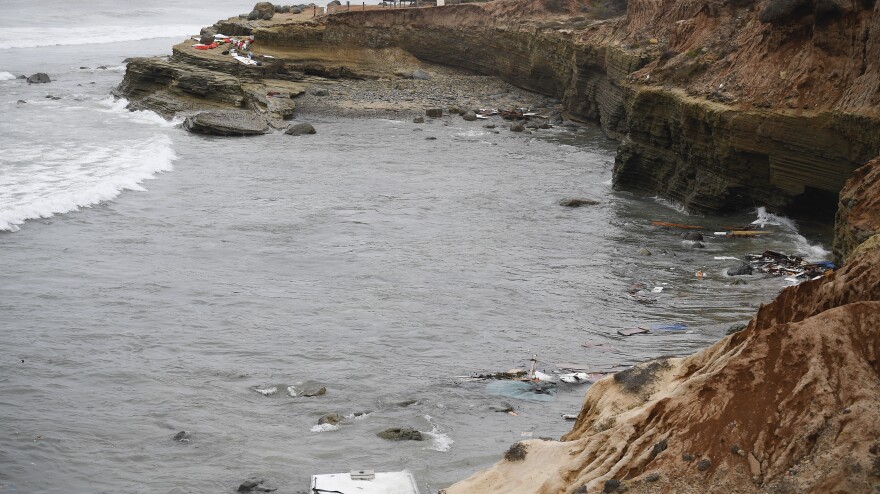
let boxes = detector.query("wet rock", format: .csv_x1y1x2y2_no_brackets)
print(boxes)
397,399,419,407
489,402,514,413
45,95,62,100
483,124,496,129
727,263,753,276
27,73,51,84
510,122,524,132
559,198,599,207
603,479,621,493
173,431,190,442
318,413,342,425
238,478,276,492
17,75,26,79
697,458,712,471
692,241,705,249
248,2,275,20
413,116,425,123
426,108,443,118
183,110,269,136
97,65,108,70
285,122,316,136
462,110,477,121
681,231,704,241
376,427,423,441
504,442,527,461
425,136,437,140
646,472,661,482
638,247,652,256
16,100,26,105
302,386,326,397
79,66,89,70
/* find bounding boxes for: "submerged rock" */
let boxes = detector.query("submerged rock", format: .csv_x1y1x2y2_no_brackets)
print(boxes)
183,110,269,136
27,73,51,84
377,427,423,441
302,386,326,397
237,478,276,492
172,431,190,442
726,263,753,276
559,198,599,207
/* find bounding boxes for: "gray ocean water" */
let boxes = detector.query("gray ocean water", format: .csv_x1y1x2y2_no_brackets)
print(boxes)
0,2,833,493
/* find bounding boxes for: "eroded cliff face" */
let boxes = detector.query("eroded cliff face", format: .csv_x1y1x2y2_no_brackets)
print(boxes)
444,158,880,493
116,0,880,213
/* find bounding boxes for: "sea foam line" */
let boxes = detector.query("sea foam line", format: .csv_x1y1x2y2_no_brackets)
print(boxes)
0,135,176,232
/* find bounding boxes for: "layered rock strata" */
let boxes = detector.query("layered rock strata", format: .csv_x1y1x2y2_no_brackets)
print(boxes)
116,0,880,214
444,157,880,493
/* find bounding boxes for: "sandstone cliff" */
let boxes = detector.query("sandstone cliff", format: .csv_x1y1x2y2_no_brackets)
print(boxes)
444,157,880,493
116,0,880,214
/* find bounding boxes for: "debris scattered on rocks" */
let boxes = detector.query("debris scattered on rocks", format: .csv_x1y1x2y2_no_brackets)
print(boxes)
743,250,835,282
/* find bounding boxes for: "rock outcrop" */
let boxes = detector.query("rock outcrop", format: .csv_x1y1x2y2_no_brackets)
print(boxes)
444,158,880,493
834,157,880,265
182,110,270,136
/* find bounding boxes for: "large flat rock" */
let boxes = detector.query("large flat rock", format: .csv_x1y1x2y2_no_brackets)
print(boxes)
182,110,269,136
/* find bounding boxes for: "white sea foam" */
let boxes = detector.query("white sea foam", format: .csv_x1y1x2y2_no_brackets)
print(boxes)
0,71,16,81
310,423,340,433
99,97,182,127
254,386,278,396
0,25,201,50
751,206,798,230
652,195,690,214
0,135,176,232
423,415,453,452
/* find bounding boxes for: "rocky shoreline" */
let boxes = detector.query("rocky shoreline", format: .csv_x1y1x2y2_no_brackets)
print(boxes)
113,3,880,491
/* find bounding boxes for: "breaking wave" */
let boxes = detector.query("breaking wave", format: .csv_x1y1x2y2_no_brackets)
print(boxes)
99,97,182,127
0,135,176,232
423,415,453,452
752,207,830,259
1,25,200,50
0,71,16,81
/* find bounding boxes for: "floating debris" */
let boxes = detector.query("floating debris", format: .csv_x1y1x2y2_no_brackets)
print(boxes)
743,250,835,283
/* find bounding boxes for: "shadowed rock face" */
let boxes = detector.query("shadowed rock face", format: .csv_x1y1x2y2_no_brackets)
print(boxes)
834,157,880,265
444,159,880,494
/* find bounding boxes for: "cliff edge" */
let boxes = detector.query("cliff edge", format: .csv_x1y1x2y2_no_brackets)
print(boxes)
443,158,880,493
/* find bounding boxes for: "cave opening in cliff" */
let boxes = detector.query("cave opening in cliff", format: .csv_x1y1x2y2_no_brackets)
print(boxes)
786,185,839,222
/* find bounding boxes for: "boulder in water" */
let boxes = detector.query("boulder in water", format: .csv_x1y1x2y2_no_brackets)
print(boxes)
462,110,477,121
285,122,316,136
377,427,424,441
302,386,326,397
681,231,704,241
510,122,525,132
182,110,269,136
727,263,754,276
26,73,51,84
318,413,342,425
173,431,190,442
413,116,425,123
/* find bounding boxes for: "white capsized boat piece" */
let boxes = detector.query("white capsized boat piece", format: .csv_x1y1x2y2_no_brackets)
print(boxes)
311,470,420,494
